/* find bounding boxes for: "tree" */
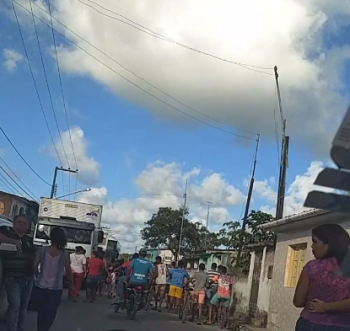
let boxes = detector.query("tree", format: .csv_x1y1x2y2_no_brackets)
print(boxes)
141,207,220,260
218,210,275,272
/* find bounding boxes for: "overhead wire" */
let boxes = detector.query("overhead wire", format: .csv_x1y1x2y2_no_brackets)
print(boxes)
0,126,51,186
0,165,36,201
75,0,273,75
0,154,39,200
28,0,69,197
0,173,17,195
0,165,37,201
48,0,257,136
11,0,63,167
23,1,258,141
47,0,79,198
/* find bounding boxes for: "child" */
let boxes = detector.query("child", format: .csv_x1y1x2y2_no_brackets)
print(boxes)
105,267,114,298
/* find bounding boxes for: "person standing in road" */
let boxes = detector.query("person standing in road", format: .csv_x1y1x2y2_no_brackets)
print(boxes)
85,251,103,302
0,214,36,331
33,227,73,331
191,263,209,324
153,256,168,312
168,260,190,313
69,246,87,302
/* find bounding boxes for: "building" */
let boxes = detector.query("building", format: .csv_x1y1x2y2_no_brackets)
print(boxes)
182,249,236,274
145,248,176,265
261,210,350,331
0,191,39,229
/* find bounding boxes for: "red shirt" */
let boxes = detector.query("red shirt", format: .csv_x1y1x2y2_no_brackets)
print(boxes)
88,257,103,276
122,261,130,268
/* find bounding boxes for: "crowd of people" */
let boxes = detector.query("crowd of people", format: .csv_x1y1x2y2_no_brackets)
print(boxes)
0,215,350,331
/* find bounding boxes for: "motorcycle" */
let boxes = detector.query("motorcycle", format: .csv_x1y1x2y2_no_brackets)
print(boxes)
126,285,144,320
112,284,145,319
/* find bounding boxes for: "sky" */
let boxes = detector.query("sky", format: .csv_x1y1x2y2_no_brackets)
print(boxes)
0,0,349,252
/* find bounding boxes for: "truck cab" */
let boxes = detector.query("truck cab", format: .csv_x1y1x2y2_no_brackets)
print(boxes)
34,217,104,257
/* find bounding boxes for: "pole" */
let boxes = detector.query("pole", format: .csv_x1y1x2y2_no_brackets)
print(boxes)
177,179,188,260
274,66,289,221
50,166,78,199
205,201,212,249
235,134,260,267
50,167,59,198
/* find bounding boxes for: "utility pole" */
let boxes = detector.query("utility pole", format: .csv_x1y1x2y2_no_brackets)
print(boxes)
50,167,78,198
204,201,212,249
235,134,260,268
177,179,188,261
274,66,289,220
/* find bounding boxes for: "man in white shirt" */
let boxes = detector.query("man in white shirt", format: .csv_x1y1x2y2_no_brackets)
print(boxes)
69,246,87,301
153,256,168,312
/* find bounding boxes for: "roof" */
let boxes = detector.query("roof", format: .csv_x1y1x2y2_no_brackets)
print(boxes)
262,209,348,233
0,190,39,205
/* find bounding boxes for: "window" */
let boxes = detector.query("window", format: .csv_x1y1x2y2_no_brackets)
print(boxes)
19,207,24,214
284,243,307,288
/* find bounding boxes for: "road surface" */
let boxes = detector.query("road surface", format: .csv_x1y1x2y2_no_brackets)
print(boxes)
24,293,212,331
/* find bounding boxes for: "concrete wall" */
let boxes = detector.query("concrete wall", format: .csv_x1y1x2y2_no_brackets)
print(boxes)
267,220,350,331
232,247,273,327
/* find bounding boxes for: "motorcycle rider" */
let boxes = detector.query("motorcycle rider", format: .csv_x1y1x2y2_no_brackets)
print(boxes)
115,253,139,303
124,249,153,301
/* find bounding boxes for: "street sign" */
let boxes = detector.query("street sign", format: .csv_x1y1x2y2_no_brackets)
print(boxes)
304,105,350,212
314,168,350,191
304,191,350,213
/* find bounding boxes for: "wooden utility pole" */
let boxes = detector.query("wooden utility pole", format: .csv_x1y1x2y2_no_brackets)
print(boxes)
177,179,188,260
235,134,260,267
274,66,289,220
50,166,78,198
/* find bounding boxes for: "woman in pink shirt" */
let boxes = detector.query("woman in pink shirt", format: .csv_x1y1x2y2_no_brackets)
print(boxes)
293,223,350,331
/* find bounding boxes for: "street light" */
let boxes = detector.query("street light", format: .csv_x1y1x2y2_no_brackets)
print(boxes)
56,188,91,199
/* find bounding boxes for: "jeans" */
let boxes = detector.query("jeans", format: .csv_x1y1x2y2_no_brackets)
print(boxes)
117,276,126,301
4,277,34,331
35,287,62,331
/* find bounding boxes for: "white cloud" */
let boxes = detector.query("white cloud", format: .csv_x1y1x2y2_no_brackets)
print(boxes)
14,0,350,156
2,48,23,72
47,126,100,186
77,158,245,252
254,161,333,216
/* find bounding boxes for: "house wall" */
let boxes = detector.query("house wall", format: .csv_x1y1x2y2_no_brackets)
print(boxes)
268,220,350,331
232,247,273,326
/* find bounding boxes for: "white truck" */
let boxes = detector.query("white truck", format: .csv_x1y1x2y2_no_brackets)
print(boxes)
34,198,104,257
98,234,121,261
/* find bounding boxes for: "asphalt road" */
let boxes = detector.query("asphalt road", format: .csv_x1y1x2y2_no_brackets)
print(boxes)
25,292,214,331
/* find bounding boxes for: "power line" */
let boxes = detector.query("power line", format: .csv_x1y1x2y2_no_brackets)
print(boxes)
0,126,51,186
0,165,37,201
75,0,273,75
28,0,70,198
11,0,63,166
0,155,38,200
22,1,257,141
47,0,78,171
0,173,17,195
46,1,257,136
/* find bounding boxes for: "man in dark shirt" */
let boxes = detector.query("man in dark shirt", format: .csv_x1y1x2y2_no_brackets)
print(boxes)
0,214,36,331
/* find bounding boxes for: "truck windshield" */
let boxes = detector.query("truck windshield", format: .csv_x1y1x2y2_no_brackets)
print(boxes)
35,225,92,245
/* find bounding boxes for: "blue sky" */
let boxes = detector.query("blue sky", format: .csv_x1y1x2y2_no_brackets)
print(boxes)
0,0,349,251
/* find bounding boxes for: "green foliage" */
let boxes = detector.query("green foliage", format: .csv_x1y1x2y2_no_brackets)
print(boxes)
141,207,220,259
218,210,275,272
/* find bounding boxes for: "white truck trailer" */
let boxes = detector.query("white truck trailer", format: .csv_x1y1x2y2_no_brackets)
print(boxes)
34,198,104,257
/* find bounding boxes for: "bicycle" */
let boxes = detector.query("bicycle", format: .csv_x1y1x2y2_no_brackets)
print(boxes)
144,283,155,311
178,287,191,320
181,288,194,323
217,298,228,329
